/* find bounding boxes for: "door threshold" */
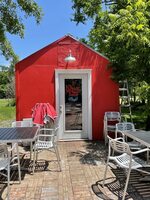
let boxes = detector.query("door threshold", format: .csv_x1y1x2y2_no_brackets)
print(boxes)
58,138,89,142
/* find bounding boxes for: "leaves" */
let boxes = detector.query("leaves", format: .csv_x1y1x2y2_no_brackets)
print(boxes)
71,0,102,24
72,0,150,83
0,0,43,63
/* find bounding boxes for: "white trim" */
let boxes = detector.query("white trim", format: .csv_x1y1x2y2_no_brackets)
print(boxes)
55,69,92,140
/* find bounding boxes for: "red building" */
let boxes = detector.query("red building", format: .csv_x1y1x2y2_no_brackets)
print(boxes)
15,34,119,140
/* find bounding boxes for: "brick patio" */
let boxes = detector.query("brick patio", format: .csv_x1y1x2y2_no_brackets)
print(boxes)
1,140,150,200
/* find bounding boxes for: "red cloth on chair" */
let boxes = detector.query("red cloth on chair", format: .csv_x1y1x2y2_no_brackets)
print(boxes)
32,103,57,125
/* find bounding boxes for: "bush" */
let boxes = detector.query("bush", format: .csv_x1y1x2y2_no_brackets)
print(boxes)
7,98,16,107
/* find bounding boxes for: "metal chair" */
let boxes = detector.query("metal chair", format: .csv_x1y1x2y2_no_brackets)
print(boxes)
11,120,33,157
0,143,21,200
115,122,142,150
103,137,150,200
103,112,121,145
32,127,61,173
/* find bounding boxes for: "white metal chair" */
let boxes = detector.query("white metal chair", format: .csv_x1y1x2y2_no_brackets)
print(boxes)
115,122,142,150
12,120,33,128
103,112,121,145
103,137,150,200
11,120,33,157
32,127,61,174
0,143,21,200
12,120,32,142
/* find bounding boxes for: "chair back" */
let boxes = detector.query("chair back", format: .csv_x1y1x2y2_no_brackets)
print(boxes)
23,118,33,126
12,121,22,127
104,112,121,121
21,120,33,127
12,120,32,127
0,143,8,159
109,137,131,155
116,122,135,132
115,122,135,138
37,128,56,143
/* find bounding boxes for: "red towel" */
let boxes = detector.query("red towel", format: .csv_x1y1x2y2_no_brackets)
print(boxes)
32,103,57,125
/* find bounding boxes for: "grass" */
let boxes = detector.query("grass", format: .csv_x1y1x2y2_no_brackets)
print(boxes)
0,99,15,121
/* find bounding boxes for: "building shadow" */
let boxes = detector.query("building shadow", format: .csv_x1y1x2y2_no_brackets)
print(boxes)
69,141,107,165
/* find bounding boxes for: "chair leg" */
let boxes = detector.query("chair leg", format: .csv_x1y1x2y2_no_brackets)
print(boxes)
16,144,21,183
102,159,109,187
36,150,38,161
30,142,33,160
7,164,10,200
122,167,131,200
104,129,108,145
54,145,61,171
32,149,36,174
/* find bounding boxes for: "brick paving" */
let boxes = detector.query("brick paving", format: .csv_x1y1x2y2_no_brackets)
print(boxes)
1,140,147,200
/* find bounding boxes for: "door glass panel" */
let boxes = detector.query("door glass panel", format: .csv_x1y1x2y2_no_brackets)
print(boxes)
65,79,82,130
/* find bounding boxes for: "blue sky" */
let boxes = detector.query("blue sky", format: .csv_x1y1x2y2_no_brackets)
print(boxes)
0,0,92,66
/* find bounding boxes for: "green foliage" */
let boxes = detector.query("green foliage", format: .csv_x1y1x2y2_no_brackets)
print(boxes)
0,71,9,98
0,99,15,121
72,0,150,127
135,82,150,102
72,0,102,24
0,0,43,63
135,81,150,115
72,0,150,83
0,71,9,84
132,106,147,129
0,71,15,98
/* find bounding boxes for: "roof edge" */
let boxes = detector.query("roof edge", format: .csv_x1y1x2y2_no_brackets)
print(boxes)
16,34,109,65
66,34,109,60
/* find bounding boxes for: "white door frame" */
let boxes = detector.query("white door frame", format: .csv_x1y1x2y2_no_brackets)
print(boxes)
55,69,92,140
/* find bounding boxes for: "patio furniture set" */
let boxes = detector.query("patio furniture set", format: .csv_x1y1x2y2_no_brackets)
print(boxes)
1,110,150,200
0,119,61,200
103,111,150,200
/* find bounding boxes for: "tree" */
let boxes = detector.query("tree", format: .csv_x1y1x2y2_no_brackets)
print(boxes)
0,70,9,98
71,0,150,82
71,0,150,128
0,0,43,64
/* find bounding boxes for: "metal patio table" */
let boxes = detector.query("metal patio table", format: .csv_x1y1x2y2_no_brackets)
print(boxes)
124,130,150,182
124,130,150,148
0,127,39,159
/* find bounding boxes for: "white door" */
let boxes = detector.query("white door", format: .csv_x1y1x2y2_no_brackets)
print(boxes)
55,70,92,140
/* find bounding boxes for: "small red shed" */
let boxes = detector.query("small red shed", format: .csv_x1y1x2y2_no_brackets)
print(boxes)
15,34,119,140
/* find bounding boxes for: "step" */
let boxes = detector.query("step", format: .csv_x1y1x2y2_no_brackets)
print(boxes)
120,104,131,107
119,88,128,91
120,96,130,98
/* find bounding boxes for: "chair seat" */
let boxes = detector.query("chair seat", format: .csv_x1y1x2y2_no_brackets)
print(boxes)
110,153,142,169
35,141,53,149
32,128,61,173
127,140,142,150
0,158,9,170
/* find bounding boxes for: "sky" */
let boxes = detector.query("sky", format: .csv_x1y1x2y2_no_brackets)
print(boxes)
0,0,92,66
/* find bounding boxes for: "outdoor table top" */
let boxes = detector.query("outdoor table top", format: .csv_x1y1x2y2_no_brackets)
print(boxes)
124,130,150,148
0,127,39,143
